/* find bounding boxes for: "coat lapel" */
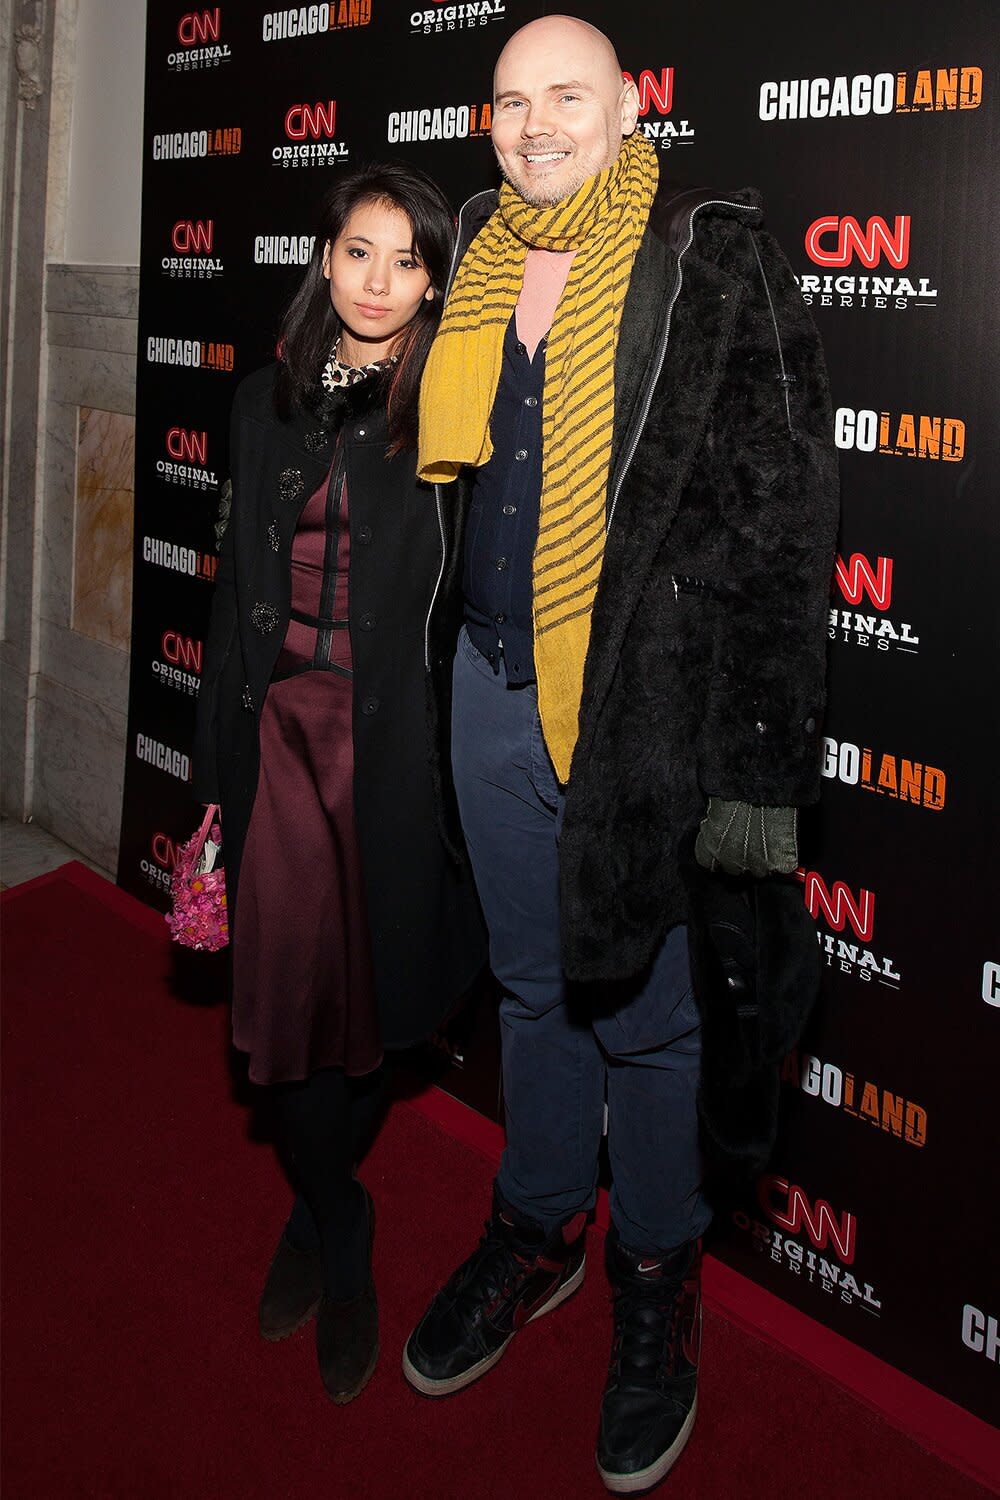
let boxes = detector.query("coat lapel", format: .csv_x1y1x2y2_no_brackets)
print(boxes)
609,227,675,488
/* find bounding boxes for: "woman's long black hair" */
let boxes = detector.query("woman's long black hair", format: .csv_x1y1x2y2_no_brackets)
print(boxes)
274,161,455,453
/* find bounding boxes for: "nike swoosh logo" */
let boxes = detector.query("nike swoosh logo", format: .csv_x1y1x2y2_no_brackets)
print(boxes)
682,1300,702,1367
511,1280,560,1329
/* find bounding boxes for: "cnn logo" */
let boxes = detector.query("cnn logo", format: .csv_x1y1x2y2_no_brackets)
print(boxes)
805,215,910,269
833,553,893,611
758,1175,857,1264
166,427,207,464
622,68,673,117
285,102,337,140
172,220,214,254
796,867,874,943
151,832,179,870
161,631,203,672
177,8,220,45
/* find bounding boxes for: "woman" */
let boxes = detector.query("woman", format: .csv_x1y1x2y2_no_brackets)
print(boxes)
191,163,484,1404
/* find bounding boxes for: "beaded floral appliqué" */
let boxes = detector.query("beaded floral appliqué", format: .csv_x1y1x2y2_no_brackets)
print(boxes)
278,467,304,504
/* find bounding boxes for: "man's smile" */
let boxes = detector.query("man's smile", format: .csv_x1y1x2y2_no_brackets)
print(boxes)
519,150,571,171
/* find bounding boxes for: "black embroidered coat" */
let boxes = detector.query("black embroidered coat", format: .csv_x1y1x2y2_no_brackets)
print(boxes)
192,366,486,1049
425,181,840,985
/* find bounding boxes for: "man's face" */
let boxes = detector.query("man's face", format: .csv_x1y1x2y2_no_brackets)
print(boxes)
491,20,638,208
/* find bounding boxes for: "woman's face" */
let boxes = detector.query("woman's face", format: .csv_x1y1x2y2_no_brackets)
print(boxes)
322,199,434,364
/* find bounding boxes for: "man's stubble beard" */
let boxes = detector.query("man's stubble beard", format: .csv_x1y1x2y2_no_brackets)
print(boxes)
497,155,594,210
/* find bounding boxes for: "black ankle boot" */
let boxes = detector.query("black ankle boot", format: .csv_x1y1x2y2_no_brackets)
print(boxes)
596,1228,701,1494
316,1185,378,1403
258,1229,323,1342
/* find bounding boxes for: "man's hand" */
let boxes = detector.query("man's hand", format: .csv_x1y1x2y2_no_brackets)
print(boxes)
694,798,798,879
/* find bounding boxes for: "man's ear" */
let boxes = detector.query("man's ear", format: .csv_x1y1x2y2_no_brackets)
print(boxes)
620,77,639,138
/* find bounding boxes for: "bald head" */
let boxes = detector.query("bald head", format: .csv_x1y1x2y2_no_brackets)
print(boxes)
491,15,639,208
495,16,625,100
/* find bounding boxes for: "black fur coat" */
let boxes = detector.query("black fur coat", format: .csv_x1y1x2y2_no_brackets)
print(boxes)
426,181,839,985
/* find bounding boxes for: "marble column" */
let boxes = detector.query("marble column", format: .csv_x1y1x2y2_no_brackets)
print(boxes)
1,0,56,819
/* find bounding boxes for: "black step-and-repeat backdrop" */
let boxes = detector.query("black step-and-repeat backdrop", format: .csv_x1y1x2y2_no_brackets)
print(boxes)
119,1,999,1425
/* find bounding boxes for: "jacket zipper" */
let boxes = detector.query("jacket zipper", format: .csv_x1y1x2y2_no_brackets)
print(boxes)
424,480,449,670
424,190,496,670
605,199,751,535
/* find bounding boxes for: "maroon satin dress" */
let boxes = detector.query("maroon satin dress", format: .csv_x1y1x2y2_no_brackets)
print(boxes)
232,461,381,1085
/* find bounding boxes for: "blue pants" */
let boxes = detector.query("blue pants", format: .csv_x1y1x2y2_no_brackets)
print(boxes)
452,628,711,1254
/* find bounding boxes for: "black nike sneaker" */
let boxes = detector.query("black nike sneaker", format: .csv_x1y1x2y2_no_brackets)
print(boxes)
402,1186,587,1397
596,1228,701,1494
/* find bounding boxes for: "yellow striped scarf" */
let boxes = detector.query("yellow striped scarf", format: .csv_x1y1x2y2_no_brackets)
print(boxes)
418,132,659,781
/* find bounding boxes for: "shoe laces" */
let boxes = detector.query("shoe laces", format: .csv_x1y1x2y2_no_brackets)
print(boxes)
444,1217,536,1320
609,1270,693,1389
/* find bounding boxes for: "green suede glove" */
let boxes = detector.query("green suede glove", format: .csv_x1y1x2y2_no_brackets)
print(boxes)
694,798,798,879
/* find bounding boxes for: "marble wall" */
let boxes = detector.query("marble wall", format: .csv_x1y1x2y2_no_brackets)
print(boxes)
30,263,138,873
73,407,134,650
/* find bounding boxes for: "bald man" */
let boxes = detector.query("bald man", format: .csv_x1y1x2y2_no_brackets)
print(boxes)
406,16,837,1491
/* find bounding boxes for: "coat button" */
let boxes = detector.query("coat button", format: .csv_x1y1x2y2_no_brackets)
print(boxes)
357,524,373,544
496,556,507,571
755,720,767,734
524,396,538,408
502,504,516,516
278,467,304,504
359,613,375,631
803,715,817,735
251,601,279,634
495,612,506,624
357,426,366,438
514,448,528,461
362,696,380,715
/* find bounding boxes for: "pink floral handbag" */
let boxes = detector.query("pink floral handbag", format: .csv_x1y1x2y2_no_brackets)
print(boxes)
165,803,229,951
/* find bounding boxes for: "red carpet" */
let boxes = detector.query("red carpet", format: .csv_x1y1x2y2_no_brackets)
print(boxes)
2,863,996,1499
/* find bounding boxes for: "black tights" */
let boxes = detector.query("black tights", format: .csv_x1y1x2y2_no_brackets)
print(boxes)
269,1065,384,1301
